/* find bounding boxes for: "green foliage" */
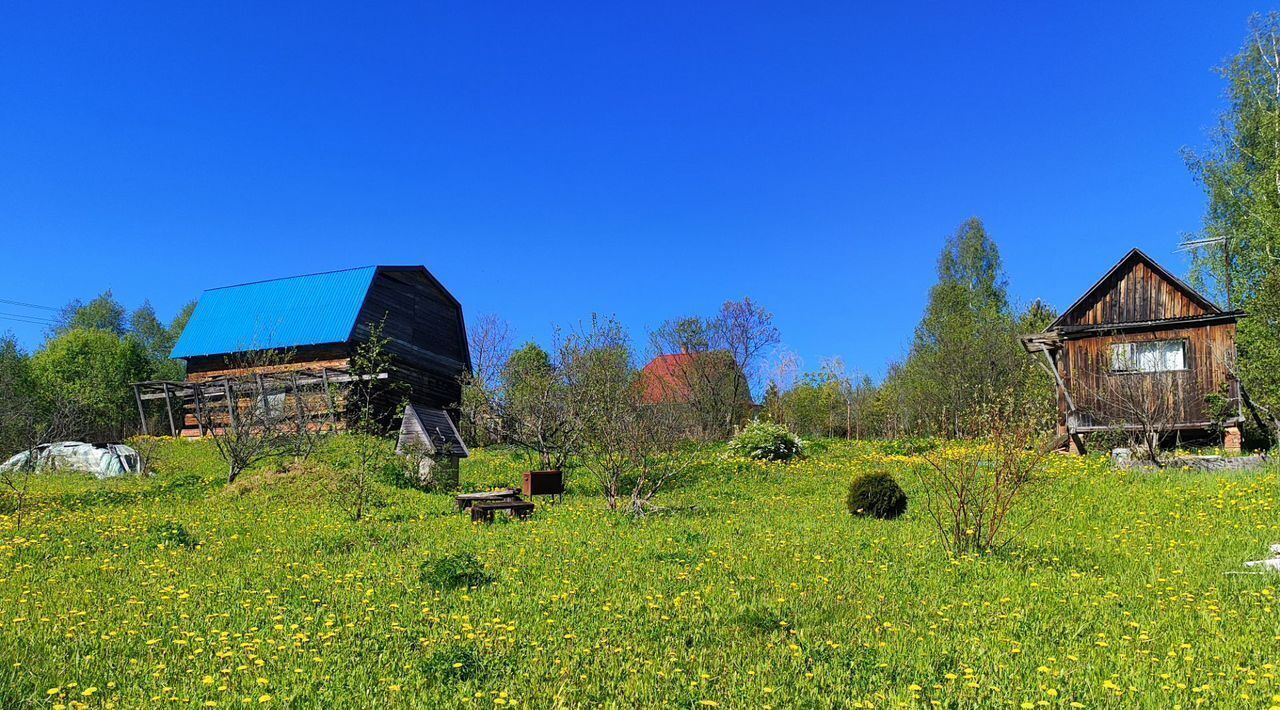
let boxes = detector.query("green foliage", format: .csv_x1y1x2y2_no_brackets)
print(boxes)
3,437,1280,706
846,471,908,519
883,219,1055,438
728,419,803,461
148,520,199,549
1185,14,1280,444
772,362,877,439
419,552,494,591
499,341,575,470
0,335,37,454
320,434,400,482
128,300,194,381
57,290,127,335
30,328,150,440
877,437,941,456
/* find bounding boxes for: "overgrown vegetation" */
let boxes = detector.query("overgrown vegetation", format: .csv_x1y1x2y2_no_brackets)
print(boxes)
728,419,804,462
1186,11,1280,448
0,437,1275,707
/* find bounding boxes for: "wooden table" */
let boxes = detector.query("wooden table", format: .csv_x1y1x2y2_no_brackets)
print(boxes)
470,499,535,523
455,489,520,512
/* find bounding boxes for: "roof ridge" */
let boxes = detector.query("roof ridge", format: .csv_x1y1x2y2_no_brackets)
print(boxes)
205,265,378,292
1046,249,1221,330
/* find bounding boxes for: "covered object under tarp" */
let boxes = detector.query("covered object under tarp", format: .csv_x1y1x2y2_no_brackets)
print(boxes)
0,442,141,479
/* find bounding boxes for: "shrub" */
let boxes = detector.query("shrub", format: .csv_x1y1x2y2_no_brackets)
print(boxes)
878,437,941,457
426,644,484,680
420,552,494,591
149,521,199,549
846,471,907,520
729,420,804,462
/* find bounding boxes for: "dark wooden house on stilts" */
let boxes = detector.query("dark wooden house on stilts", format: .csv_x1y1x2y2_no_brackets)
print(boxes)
1021,249,1245,454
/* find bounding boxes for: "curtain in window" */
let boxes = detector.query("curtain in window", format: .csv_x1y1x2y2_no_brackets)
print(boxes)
1110,341,1184,372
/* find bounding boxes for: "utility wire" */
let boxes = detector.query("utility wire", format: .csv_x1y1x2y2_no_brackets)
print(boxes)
0,314,57,327
0,312,57,325
0,297,58,312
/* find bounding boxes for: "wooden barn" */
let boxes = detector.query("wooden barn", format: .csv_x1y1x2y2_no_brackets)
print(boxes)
1021,249,1245,453
131,265,470,458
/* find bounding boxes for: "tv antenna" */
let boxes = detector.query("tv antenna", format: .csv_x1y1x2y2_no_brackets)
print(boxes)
1177,235,1233,308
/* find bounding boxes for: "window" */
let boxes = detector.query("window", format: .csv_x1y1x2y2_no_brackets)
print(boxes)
1110,340,1186,373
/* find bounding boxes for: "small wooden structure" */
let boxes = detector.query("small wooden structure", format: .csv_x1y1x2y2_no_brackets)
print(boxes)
470,499,534,523
521,470,564,501
131,265,471,442
1021,249,1245,453
454,489,535,523
397,403,469,488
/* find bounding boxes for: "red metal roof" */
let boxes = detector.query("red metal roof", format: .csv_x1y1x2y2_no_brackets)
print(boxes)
639,352,700,404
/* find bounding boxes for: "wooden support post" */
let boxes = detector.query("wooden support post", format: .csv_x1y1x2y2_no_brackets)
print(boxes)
1069,431,1088,455
224,381,237,432
133,385,149,436
321,368,337,426
192,385,206,437
255,374,269,414
162,383,178,437
292,373,306,431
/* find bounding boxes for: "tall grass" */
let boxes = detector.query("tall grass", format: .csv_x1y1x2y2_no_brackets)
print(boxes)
0,438,1276,707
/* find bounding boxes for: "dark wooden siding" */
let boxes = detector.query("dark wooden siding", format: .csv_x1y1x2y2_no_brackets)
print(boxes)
1058,258,1209,327
184,344,352,378
351,268,469,408
1060,323,1237,429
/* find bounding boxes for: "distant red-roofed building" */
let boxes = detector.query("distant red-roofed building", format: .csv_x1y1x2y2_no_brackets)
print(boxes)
638,350,754,438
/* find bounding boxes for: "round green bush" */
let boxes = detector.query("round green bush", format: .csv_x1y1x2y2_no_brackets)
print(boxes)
419,552,494,591
846,471,907,520
728,420,804,462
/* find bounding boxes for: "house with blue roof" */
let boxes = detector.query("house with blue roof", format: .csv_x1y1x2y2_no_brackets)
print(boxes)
148,265,470,456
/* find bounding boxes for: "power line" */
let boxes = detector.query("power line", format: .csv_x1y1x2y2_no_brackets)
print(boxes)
0,297,58,312
0,310,57,323
0,314,56,327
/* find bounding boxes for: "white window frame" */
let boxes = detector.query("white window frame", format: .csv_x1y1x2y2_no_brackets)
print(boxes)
1109,339,1187,374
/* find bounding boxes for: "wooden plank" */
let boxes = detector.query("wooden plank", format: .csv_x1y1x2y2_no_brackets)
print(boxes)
162,383,177,437
133,385,149,436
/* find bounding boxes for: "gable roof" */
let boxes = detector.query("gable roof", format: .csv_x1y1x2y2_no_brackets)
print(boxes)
171,266,378,359
639,351,747,404
640,353,698,404
1048,248,1223,330
397,403,469,458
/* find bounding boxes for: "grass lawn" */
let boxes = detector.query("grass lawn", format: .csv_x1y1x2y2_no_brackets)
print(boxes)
1,439,1278,708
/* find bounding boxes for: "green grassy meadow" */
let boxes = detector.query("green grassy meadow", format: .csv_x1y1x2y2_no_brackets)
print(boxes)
2,439,1279,708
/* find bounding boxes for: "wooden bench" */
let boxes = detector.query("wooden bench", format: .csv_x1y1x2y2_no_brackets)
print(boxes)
455,489,520,512
470,499,535,523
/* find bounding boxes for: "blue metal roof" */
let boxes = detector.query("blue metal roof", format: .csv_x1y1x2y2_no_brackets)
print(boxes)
170,266,378,359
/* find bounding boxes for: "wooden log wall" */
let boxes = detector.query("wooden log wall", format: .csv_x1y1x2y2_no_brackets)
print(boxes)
1059,259,1209,327
1060,323,1237,429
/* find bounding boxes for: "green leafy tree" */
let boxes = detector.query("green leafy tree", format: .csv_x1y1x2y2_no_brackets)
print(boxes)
128,300,194,381
0,335,37,454
497,342,577,470
56,291,127,336
30,328,150,441
897,218,1035,437
1184,12,1280,442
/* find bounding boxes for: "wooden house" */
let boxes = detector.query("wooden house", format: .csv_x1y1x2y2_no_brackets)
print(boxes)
638,351,754,437
133,266,469,457
1021,249,1244,453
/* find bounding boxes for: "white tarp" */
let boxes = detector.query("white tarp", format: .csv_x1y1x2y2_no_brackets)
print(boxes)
0,442,141,479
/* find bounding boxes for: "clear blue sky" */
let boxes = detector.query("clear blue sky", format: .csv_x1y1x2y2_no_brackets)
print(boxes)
0,2,1266,379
